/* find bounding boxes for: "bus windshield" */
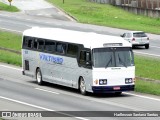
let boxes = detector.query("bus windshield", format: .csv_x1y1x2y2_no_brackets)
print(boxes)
93,47,134,68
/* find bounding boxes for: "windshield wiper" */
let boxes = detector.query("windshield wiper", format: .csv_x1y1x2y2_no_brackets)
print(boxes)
105,55,112,69
118,54,127,68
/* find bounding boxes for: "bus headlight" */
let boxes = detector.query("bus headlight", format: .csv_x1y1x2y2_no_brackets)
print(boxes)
99,79,107,85
125,78,133,84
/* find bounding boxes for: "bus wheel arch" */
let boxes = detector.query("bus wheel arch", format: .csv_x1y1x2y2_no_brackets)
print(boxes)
36,68,43,85
79,76,87,95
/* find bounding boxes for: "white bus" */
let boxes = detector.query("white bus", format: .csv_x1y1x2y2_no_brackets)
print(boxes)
22,27,135,95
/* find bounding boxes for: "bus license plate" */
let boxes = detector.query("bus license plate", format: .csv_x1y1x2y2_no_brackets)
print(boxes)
113,87,120,90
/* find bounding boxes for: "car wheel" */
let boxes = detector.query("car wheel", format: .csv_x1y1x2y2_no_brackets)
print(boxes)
145,44,149,49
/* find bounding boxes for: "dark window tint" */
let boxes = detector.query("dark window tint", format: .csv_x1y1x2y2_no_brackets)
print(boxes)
23,36,34,49
33,39,38,49
45,41,56,52
37,40,44,50
133,32,147,37
27,39,33,48
23,37,28,48
56,43,66,54
79,51,86,65
67,44,78,56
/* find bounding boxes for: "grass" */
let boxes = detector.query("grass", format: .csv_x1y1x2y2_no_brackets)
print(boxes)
135,55,160,80
0,30,22,51
47,0,160,34
135,80,160,95
0,30,21,66
0,50,21,66
0,2,19,12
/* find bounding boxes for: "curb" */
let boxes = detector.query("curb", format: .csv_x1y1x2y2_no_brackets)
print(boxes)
48,2,78,22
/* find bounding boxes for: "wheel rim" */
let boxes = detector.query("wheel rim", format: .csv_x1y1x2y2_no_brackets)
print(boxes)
37,71,41,83
80,79,86,93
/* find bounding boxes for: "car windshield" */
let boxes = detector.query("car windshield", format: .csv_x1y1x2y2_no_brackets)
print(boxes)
93,47,134,68
133,32,147,37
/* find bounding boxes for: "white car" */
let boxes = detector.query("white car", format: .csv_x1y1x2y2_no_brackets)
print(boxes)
121,31,149,49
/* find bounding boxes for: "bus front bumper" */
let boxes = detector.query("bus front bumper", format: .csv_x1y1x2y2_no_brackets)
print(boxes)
92,85,135,93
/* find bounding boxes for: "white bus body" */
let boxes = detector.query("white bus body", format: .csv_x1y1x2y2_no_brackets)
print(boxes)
22,27,135,95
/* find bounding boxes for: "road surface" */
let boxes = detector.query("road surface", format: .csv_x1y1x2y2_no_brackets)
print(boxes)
0,63,160,120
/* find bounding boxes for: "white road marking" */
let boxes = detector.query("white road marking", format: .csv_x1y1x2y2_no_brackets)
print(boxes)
0,27,22,33
0,96,89,120
35,88,60,95
75,117,89,120
0,65,22,71
0,96,54,111
124,92,160,102
134,51,160,57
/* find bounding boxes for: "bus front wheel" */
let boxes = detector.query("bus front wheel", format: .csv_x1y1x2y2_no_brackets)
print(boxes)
79,77,87,95
36,68,43,85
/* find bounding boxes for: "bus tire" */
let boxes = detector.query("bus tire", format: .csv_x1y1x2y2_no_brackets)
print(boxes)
79,77,87,95
36,68,43,85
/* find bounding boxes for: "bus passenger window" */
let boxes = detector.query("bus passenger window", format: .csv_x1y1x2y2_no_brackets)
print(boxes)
23,36,33,49
67,44,78,56
45,41,55,52
37,40,44,50
28,39,33,48
56,43,66,54
33,39,38,49
23,37,28,48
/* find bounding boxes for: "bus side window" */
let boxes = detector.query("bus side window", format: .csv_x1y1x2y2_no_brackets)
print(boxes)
79,51,92,67
56,43,66,54
28,39,33,48
23,36,28,48
23,36,34,49
67,44,78,56
33,39,38,49
79,51,86,65
37,40,44,50
45,41,56,52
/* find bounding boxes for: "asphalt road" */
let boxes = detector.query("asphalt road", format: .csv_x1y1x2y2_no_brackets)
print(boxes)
0,63,160,120
0,12,160,58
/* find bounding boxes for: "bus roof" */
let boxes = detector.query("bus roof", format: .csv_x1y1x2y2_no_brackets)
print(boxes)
23,27,131,49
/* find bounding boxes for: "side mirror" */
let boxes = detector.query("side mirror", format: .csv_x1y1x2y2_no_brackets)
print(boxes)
120,35,124,37
86,52,90,61
86,52,92,67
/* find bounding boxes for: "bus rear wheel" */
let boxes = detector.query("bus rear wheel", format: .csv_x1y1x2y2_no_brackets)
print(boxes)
36,68,43,85
79,77,87,95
